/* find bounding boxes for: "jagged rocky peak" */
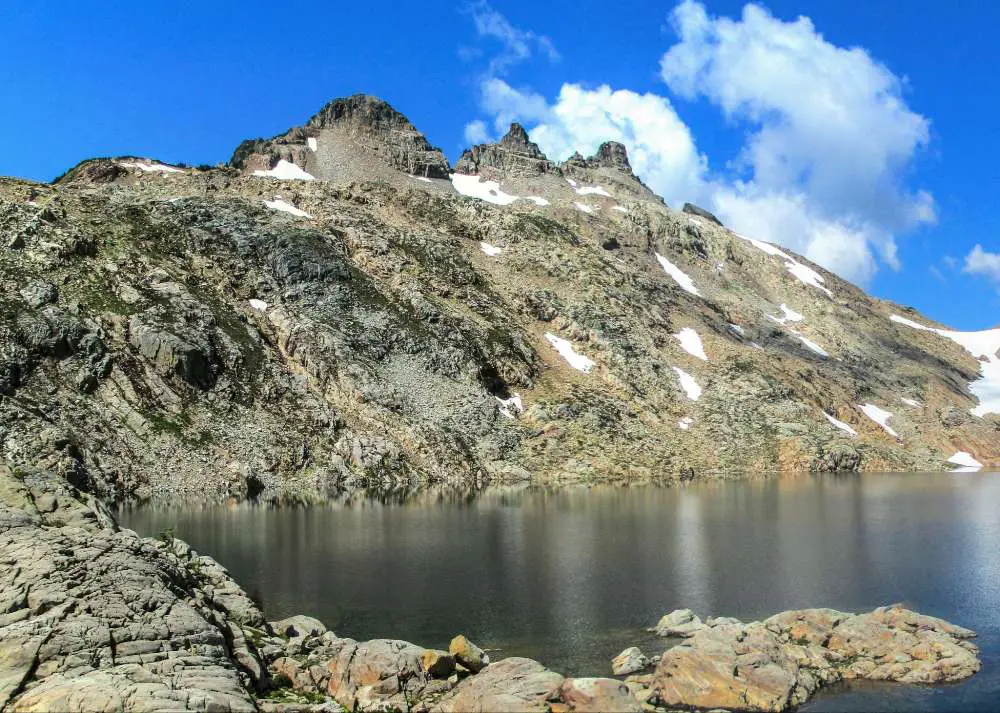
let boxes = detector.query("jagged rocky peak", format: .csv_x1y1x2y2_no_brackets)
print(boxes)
562,143,633,173
455,122,552,178
589,141,631,172
497,122,546,158
230,93,450,180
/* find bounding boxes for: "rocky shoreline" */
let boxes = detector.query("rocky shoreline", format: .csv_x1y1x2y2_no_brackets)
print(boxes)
0,466,981,712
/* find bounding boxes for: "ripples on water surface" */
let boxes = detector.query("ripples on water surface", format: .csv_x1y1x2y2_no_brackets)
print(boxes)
121,472,1000,712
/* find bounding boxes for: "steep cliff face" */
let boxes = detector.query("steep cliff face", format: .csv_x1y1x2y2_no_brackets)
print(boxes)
0,95,996,502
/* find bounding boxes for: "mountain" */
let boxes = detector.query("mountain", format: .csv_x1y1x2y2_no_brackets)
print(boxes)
1,94,996,502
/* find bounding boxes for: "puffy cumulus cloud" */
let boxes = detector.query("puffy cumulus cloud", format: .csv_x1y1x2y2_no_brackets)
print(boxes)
659,1,934,280
479,78,550,132
964,245,1000,287
463,119,491,145
462,2,935,285
478,80,707,209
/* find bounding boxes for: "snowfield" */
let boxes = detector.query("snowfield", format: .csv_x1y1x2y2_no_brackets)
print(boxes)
824,412,857,436
545,333,596,372
450,174,549,207
947,451,983,472
495,393,524,419
890,314,1000,416
858,403,899,438
795,334,829,357
479,242,503,256
574,185,612,197
674,328,708,361
253,160,316,181
673,367,702,401
263,198,312,218
768,304,805,325
736,233,833,297
119,160,185,174
450,173,519,205
655,253,700,296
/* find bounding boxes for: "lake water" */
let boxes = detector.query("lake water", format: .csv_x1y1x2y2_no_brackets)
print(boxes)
120,473,1000,712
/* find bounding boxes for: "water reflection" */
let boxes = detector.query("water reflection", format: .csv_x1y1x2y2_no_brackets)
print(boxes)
120,473,1000,712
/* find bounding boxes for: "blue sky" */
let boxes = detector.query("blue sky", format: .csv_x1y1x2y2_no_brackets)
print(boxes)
2,1,999,329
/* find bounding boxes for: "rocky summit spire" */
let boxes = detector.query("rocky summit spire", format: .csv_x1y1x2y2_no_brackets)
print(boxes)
497,123,545,158
588,142,632,172
230,93,450,180
454,122,552,178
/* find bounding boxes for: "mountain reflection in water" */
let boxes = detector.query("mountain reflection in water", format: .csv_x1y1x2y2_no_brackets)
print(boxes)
121,472,1000,712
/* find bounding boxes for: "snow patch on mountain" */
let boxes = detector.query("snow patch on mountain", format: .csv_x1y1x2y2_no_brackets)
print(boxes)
575,185,611,197
890,314,1000,416
673,367,702,401
495,393,524,419
736,233,833,297
795,333,829,357
947,451,982,471
858,403,899,438
263,198,312,218
480,242,503,256
545,333,596,373
450,174,519,205
120,160,185,174
768,304,805,325
655,253,700,296
674,327,708,361
253,160,316,181
824,412,857,436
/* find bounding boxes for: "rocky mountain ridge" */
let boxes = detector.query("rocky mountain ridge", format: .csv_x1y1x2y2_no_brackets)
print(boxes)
0,93,997,503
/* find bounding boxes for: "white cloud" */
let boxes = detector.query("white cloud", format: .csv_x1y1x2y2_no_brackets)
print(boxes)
462,2,934,286
466,1,559,77
964,245,1000,287
479,78,551,132
463,119,491,145
659,1,934,281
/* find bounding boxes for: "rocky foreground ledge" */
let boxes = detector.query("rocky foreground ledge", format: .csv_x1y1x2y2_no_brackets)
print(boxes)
0,467,981,713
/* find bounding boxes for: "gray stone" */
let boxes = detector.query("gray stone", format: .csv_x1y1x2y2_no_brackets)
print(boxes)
434,657,563,712
650,609,708,637
448,634,489,673
682,202,723,226
610,647,649,676
19,281,59,308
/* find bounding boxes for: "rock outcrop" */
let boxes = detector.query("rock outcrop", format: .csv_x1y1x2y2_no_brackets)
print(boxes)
454,123,553,179
230,94,450,182
638,606,981,712
682,202,723,226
